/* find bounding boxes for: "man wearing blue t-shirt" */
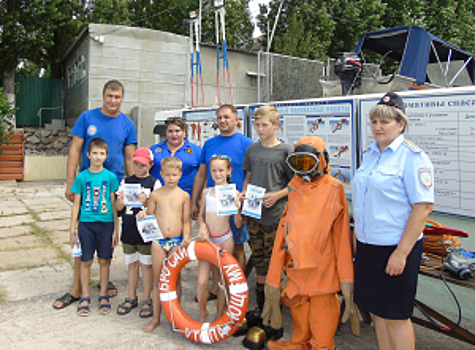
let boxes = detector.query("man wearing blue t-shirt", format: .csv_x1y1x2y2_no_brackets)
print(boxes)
191,104,253,271
53,80,137,310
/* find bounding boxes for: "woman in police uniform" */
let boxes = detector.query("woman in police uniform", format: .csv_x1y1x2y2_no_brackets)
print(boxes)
352,92,434,350
150,117,201,197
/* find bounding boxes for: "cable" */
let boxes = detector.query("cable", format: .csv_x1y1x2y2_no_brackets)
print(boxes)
416,266,462,333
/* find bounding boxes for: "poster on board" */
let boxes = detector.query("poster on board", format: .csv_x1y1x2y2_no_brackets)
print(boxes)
249,100,356,196
182,106,247,147
359,89,475,218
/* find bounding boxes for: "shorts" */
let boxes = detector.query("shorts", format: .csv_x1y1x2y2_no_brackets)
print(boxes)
78,221,114,262
230,215,249,244
153,236,183,253
122,243,152,265
354,239,423,320
209,228,233,246
247,218,278,276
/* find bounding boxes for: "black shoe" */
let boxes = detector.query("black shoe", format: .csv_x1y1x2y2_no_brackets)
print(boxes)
194,291,217,302
233,309,263,337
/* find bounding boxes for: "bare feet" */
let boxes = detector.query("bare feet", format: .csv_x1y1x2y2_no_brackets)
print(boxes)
198,311,208,323
142,318,160,333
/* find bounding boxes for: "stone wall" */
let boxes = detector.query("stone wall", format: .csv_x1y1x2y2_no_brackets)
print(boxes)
24,127,72,156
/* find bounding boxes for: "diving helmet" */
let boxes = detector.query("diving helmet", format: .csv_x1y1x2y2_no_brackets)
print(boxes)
286,136,329,183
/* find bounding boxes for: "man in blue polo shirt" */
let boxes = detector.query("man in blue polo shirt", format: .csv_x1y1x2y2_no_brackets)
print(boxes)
53,80,137,310
191,104,253,270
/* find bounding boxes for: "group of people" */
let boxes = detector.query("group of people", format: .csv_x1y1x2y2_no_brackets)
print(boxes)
52,79,434,350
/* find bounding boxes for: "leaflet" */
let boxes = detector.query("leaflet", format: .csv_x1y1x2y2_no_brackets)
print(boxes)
137,215,163,242
215,184,238,216
242,184,266,219
123,183,143,207
71,231,82,258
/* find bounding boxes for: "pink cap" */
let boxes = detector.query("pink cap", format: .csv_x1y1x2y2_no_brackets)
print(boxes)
132,147,153,165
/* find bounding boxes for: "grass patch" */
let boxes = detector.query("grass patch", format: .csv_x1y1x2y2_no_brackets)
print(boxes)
0,285,7,304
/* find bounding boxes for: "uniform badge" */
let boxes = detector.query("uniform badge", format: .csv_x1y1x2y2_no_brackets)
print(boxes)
419,167,433,189
185,148,193,154
154,147,163,153
87,125,97,136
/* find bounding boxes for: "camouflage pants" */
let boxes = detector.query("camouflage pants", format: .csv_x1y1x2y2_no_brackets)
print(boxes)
247,218,278,276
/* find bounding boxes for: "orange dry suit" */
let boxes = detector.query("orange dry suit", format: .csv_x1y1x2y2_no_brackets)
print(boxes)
266,167,354,350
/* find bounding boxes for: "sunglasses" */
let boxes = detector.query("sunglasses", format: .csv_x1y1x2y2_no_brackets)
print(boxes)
210,154,232,162
165,117,184,124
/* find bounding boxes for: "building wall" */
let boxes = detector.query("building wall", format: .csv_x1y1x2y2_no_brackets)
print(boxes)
63,23,259,149
63,35,89,127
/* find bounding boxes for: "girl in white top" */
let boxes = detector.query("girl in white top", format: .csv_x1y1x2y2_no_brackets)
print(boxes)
197,155,243,322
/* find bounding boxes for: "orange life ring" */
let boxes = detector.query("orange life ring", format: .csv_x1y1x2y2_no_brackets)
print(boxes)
159,241,249,343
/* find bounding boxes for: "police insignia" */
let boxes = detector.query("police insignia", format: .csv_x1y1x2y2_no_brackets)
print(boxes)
155,147,163,153
419,167,433,189
185,148,193,154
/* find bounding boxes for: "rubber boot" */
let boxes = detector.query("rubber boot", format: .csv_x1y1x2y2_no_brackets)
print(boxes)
267,340,308,350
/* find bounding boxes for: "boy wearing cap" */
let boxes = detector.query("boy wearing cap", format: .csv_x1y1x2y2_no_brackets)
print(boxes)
115,147,161,318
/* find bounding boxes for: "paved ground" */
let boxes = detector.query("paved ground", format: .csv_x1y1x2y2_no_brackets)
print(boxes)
0,180,473,349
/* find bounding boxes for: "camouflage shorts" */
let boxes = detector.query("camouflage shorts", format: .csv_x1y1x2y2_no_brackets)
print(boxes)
247,218,278,276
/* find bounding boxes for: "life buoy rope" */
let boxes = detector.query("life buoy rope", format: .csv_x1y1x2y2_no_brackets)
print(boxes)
159,240,249,343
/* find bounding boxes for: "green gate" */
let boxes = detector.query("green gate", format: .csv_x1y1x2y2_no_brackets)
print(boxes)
15,76,63,127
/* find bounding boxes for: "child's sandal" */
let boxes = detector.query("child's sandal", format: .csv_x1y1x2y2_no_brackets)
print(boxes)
98,295,111,315
76,297,91,317
139,300,153,318
117,297,138,315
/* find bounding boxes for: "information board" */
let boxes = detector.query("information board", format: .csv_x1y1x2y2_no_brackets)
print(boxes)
359,89,475,218
249,100,356,196
182,106,246,147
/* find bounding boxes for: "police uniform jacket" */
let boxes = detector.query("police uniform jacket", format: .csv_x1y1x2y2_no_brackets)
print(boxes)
352,135,434,246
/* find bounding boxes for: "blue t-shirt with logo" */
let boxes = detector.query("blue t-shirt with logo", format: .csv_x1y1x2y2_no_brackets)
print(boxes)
199,133,253,191
71,168,119,222
71,108,137,183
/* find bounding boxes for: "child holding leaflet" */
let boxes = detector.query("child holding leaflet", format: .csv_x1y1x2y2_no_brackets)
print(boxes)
137,156,191,333
197,155,243,323
69,138,119,317
240,105,293,345
115,147,161,317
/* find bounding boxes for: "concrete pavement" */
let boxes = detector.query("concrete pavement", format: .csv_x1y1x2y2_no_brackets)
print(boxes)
0,180,473,349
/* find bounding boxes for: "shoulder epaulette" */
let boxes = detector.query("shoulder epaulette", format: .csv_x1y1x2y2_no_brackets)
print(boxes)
403,140,421,153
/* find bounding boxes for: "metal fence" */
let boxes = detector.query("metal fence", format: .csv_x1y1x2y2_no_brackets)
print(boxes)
257,52,329,103
15,76,63,127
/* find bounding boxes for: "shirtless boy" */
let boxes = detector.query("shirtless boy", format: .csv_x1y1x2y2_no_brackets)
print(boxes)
138,156,191,332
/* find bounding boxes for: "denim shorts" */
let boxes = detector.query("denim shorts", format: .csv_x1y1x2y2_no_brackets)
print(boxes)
230,215,250,244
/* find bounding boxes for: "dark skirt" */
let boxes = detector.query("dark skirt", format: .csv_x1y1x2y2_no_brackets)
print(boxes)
354,239,423,320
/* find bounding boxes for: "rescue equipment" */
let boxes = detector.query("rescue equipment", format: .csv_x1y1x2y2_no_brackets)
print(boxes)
159,241,249,343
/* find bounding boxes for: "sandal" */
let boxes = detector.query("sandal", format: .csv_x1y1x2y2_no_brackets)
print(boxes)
53,292,80,310
194,291,218,303
139,300,153,318
97,281,118,298
98,295,111,315
117,297,138,315
76,297,91,317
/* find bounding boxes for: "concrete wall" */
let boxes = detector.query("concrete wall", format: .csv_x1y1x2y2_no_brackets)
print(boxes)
87,24,190,117
63,36,89,127
63,24,259,133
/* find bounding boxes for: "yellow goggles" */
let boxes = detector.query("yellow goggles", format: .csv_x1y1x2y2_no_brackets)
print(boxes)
286,153,319,174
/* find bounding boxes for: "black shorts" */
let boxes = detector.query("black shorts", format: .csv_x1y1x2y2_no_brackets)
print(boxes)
354,239,423,320
78,221,114,262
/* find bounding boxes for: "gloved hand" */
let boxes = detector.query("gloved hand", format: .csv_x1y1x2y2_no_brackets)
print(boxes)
341,283,360,336
261,284,283,329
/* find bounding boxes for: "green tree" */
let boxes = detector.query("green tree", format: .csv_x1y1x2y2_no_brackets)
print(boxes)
0,0,57,95
0,87,16,149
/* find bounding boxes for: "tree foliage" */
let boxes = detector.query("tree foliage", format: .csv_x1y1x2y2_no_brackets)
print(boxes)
257,0,475,61
0,87,16,148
